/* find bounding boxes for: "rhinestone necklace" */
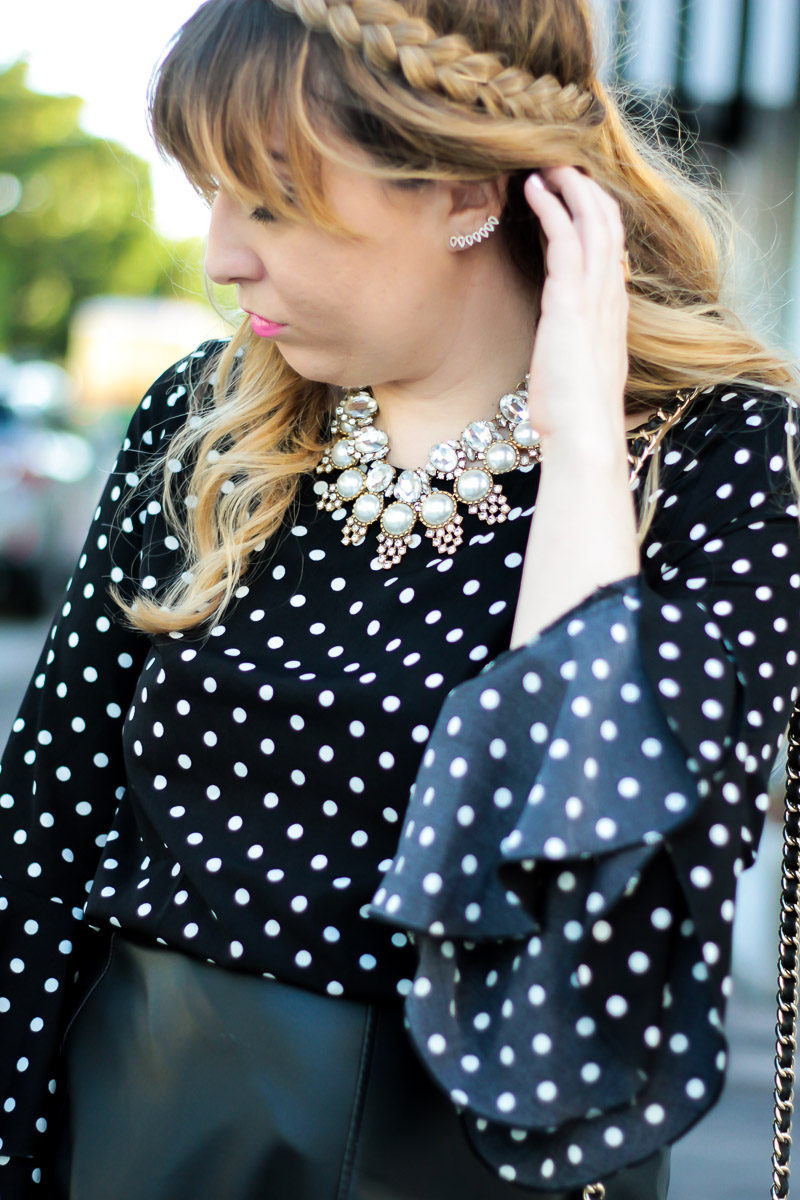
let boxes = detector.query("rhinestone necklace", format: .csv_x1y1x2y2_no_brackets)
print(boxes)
314,382,698,570
315,378,537,569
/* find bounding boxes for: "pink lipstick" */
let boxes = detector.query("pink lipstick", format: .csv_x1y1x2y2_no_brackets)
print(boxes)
248,313,287,338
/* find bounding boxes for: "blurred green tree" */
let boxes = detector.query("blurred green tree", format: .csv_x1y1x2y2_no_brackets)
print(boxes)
0,61,206,358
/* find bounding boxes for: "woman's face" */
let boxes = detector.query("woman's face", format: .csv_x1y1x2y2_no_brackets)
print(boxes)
205,146,502,389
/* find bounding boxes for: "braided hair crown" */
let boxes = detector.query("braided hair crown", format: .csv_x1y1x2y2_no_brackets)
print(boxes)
269,0,598,125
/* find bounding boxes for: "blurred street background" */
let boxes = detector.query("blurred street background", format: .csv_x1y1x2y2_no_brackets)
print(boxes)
2,1,800,1196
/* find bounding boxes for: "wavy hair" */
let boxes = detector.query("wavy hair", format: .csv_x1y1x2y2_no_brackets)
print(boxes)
123,0,799,632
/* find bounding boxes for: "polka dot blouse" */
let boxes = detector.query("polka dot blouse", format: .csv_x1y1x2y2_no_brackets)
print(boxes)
0,341,799,1191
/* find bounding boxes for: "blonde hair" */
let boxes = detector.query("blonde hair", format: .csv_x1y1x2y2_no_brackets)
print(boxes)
125,0,799,632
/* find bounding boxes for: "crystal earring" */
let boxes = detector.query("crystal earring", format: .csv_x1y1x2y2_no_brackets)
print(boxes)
449,215,499,251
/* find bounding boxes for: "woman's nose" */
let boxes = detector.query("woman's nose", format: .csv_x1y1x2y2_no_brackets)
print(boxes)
205,192,266,286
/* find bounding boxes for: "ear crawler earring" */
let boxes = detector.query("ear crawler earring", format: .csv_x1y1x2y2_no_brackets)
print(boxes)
449,215,499,251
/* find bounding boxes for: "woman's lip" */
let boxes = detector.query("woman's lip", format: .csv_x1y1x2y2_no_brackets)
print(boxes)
246,312,287,338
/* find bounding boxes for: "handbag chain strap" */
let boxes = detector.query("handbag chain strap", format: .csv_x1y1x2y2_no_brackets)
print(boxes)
772,701,800,1198
626,386,701,485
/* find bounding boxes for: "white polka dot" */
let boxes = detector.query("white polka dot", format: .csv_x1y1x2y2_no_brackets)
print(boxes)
449,757,468,778
651,907,672,930
690,866,713,889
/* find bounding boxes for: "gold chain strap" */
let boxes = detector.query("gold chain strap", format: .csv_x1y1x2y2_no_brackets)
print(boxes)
772,703,800,1198
626,386,701,485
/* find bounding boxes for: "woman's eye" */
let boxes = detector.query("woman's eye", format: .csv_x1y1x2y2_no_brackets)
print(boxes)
250,206,276,224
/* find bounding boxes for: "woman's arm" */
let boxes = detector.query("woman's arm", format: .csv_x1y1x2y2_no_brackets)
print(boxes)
511,167,637,646
0,345,212,1185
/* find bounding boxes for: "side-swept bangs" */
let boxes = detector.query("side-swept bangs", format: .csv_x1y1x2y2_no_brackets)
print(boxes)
149,0,350,229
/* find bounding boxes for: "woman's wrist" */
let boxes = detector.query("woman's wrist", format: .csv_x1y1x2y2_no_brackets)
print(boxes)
537,423,630,476
509,434,639,647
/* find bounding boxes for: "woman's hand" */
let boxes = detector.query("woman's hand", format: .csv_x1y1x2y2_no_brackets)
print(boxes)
509,166,639,647
523,167,630,461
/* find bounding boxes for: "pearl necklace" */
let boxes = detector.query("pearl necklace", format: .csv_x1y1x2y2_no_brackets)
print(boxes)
314,383,699,570
315,378,538,569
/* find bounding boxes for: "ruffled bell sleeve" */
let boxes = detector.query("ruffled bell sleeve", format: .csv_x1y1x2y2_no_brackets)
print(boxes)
369,388,800,1190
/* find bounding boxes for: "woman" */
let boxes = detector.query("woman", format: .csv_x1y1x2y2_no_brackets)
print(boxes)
0,0,798,1197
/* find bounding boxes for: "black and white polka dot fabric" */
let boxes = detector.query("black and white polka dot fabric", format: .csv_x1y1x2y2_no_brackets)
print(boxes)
0,342,798,1192
370,388,800,1187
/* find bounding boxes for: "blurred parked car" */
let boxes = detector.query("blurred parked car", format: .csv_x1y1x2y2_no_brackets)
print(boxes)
0,357,95,616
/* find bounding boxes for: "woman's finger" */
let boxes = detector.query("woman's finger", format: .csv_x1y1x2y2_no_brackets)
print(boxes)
541,167,625,289
543,167,626,284
591,181,629,281
549,167,625,251
523,173,585,284
542,166,611,238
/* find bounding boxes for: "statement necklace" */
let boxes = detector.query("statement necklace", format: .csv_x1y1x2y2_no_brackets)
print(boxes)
314,382,698,570
315,378,537,569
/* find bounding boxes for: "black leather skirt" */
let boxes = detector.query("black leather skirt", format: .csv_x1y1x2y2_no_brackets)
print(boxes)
56,935,670,1200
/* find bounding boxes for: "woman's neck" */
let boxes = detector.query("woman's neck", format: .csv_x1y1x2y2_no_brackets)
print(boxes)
369,257,538,471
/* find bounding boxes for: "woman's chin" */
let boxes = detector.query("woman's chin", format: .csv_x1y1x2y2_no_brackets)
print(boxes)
276,343,374,390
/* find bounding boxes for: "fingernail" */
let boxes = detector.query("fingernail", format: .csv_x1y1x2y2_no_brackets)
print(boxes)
527,173,546,191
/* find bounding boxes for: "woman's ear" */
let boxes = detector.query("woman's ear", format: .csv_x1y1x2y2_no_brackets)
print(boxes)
445,176,509,249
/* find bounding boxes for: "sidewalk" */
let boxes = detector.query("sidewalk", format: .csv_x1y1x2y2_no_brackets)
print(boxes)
669,981,776,1200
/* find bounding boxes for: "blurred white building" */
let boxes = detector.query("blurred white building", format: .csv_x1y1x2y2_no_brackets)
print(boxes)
595,0,800,356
